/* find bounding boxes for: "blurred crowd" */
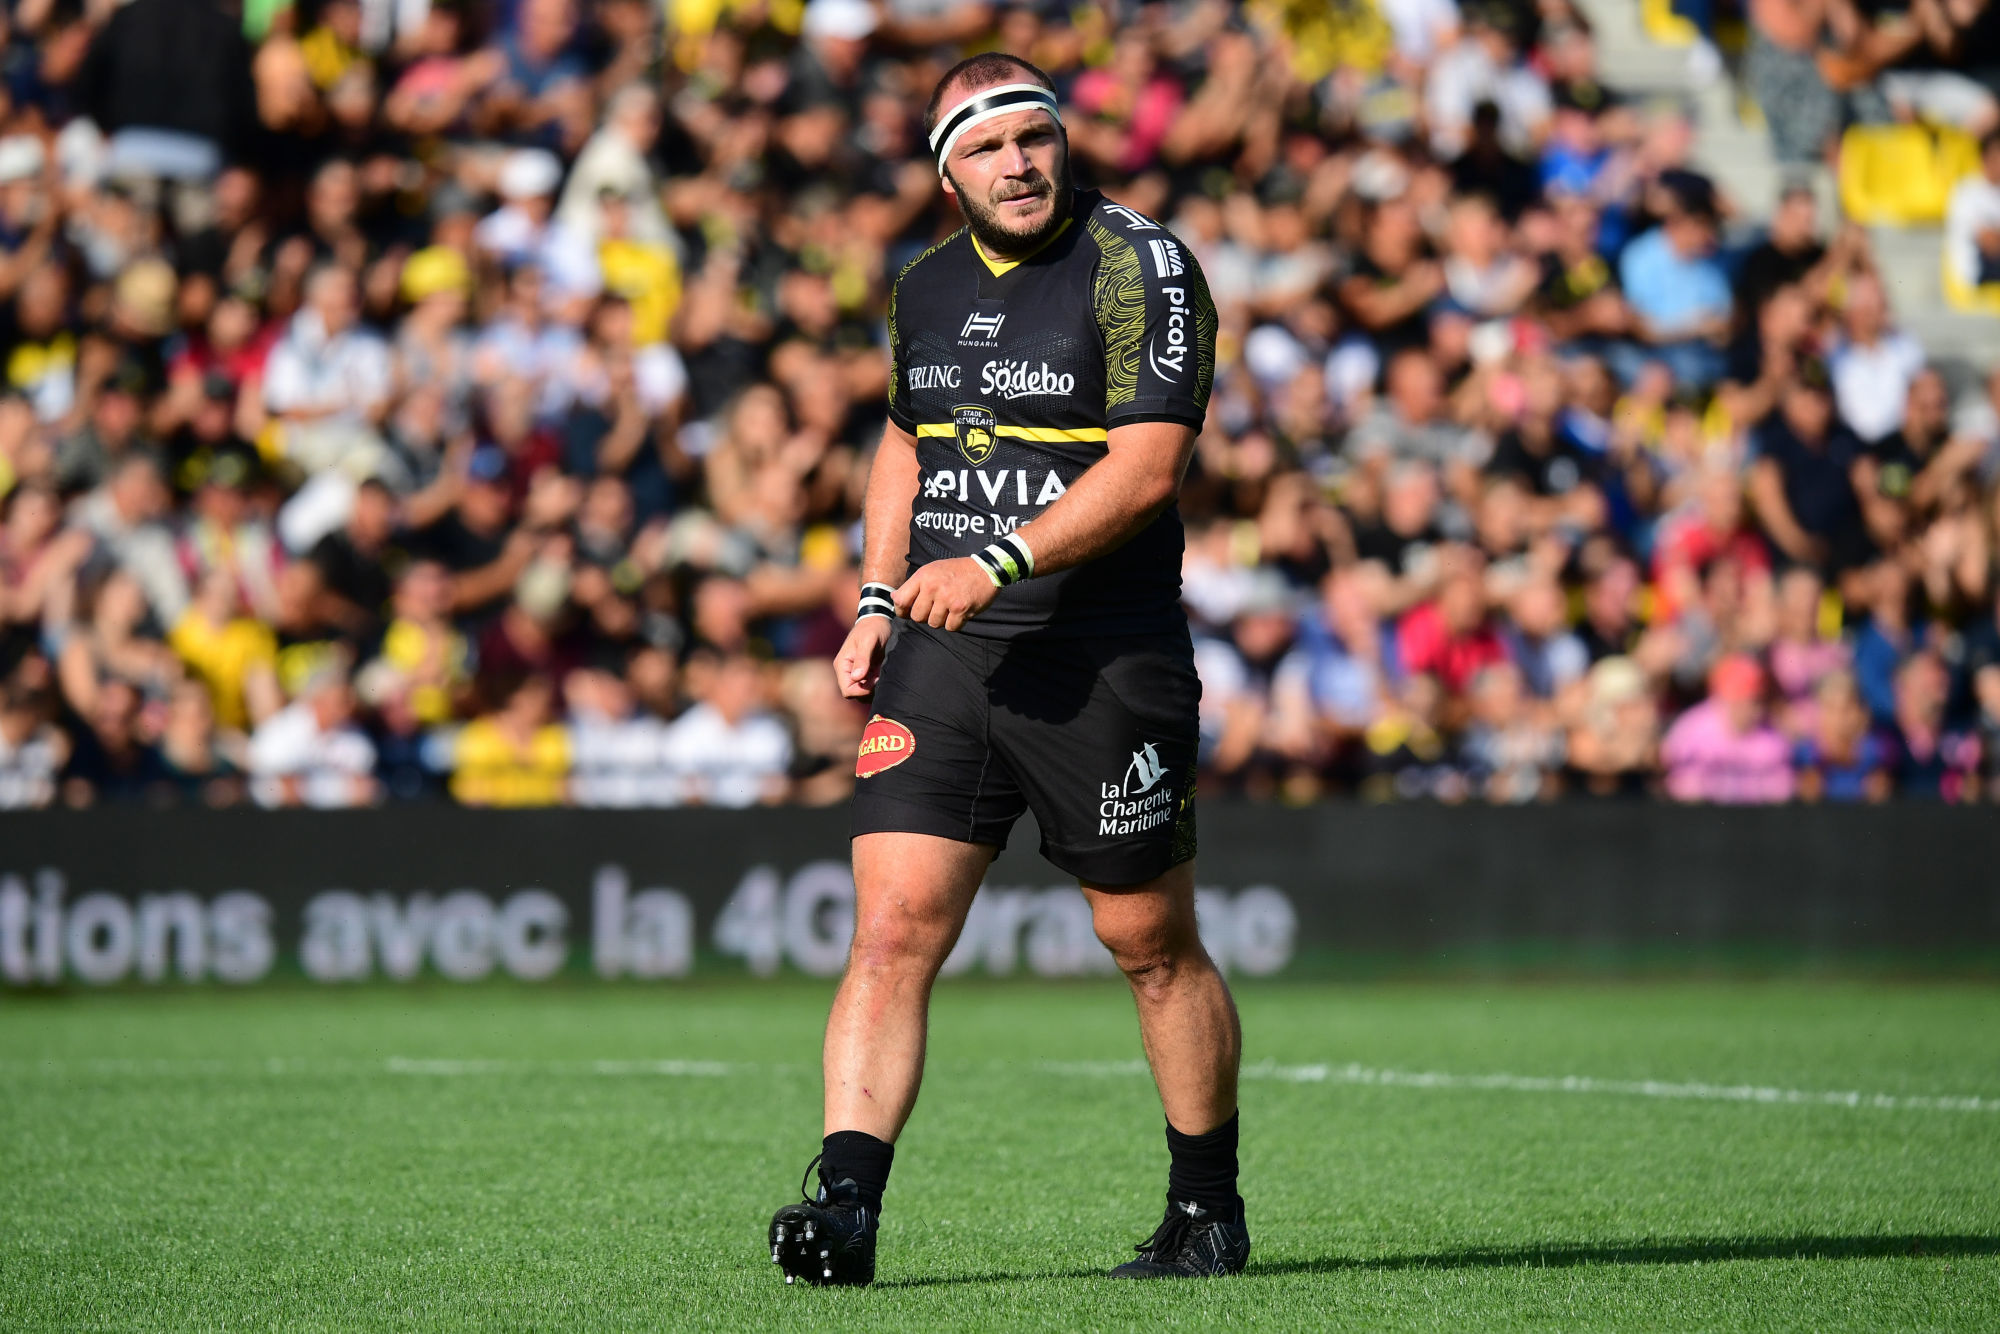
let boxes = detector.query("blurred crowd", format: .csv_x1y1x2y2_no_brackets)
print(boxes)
1,0,1999,810
1733,0,1998,163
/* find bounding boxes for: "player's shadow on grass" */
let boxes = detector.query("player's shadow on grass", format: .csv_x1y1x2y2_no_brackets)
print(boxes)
1253,1233,2000,1277
874,1235,2000,1289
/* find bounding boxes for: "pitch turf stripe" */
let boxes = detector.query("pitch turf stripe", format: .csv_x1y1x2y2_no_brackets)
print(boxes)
16,1055,1999,1112
1038,1060,2000,1114
385,1057,741,1077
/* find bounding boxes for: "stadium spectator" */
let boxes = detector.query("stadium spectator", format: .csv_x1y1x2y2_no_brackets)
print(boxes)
1565,655,1660,798
1747,361,1869,578
1889,650,1979,800
0,677,64,809
1792,670,1892,802
1945,131,2000,300
247,660,377,808
1617,186,1731,388
449,672,569,806
660,652,792,807
1827,274,1925,446
1662,655,1795,804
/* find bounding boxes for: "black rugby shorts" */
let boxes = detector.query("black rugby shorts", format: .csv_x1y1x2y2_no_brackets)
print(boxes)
851,621,1200,886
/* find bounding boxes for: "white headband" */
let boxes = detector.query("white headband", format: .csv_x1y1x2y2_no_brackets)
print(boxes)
928,82,1062,175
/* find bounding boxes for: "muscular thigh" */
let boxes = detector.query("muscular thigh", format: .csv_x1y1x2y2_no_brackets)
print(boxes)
849,832,992,964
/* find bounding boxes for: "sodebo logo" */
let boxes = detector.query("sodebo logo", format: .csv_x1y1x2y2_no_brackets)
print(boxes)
980,359,1075,400
1147,285,1192,381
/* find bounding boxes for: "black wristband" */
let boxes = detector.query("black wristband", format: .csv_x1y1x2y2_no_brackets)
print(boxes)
971,532,1035,587
857,581,897,622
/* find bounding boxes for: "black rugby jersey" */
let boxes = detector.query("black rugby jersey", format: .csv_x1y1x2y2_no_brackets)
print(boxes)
885,188,1217,639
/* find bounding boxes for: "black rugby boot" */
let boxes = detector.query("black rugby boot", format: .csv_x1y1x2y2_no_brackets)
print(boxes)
767,1155,878,1287
1108,1197,1250,1278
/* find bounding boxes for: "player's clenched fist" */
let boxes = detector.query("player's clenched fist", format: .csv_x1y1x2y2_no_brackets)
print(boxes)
894,558,999,632
834,614,893,698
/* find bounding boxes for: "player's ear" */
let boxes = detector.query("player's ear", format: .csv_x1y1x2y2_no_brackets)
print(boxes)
939,167,958,201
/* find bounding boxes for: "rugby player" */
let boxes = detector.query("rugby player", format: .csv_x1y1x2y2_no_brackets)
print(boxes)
766,53,1240,1286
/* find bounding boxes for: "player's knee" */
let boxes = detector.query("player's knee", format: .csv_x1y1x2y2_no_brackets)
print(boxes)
849,909,953,975
1096,919,1197,995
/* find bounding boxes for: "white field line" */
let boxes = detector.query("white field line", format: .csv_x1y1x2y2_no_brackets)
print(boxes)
0,1056,751,1077
11,1055,1997,1112
1039,1059,2000,1113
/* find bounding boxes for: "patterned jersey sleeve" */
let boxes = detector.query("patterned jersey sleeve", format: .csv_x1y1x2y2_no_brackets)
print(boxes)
884,268,915,435
1089,210,1217,431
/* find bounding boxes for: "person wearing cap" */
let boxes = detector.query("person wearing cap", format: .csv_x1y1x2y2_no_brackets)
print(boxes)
768,52,1240,1288
474,148,601,304
789,0,879,115
54,357,160,494
1661,653,1795,803
396,246,477,414
178,444,284,620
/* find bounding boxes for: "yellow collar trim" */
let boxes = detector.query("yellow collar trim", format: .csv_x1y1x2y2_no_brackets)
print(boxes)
973,217,1073,277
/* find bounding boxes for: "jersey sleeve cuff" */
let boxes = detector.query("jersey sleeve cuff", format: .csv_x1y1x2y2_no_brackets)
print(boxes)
887,405,918,435
1105,409,1206,431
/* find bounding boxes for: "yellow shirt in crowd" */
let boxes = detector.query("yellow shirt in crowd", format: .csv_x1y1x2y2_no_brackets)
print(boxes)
170,613,277,731
599,239,682,347
449,718,571,807
380,618,470,724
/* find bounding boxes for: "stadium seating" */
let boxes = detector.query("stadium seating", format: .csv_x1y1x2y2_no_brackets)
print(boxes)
1639,0,1698,47
1837,125,1981,228
1943,256,2000,315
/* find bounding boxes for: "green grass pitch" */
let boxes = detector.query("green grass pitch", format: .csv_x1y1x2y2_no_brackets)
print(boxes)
4,978,1999,1330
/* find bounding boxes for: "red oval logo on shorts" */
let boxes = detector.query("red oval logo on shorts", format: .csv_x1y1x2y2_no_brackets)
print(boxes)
855,715,916,778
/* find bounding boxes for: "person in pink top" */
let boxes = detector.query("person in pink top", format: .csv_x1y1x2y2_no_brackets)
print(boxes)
1661,654,1795,803
1067,33,1185,176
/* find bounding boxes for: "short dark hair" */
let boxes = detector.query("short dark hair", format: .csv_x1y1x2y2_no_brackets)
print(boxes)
923,53,1055,142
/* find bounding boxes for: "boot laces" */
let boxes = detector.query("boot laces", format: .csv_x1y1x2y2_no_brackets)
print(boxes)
1135,1201,1205,1259
798,1153,826,1205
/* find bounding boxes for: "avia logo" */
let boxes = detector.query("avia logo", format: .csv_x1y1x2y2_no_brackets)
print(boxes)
1101,203,1158,231
907,364,961,390
980,359,1074,401
1148,238,1184,278
1125,742,1167,795
855,716,916,778
960,311,1006,341
1146,284,1191,381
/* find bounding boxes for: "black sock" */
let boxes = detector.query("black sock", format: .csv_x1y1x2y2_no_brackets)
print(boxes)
821,1130,894,1214
1164,1112,1240,1220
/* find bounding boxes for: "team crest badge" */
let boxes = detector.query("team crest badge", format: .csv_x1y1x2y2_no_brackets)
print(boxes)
953,404,997,466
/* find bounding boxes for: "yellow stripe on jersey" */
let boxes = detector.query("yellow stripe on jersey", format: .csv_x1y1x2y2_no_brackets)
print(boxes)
1000,425,1108,442
915,423,1108,442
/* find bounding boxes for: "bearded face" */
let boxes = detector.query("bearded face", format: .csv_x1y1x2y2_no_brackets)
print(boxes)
941,109,1073,256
